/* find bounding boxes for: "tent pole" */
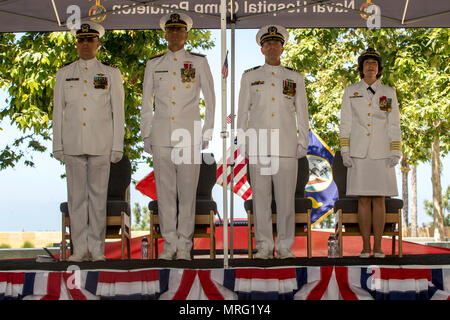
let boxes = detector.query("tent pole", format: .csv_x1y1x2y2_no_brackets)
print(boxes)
220,0,229,269
230,1,236,260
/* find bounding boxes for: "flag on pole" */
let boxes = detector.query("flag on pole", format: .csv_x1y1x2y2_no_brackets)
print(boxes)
216,139,252,200
305,129,339,226
136,171,158,200
226,113,236,124
222,51,229,79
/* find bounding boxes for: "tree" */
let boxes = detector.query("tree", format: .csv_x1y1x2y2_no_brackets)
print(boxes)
424,185,450,228
132,202,150,231
0,29,214,171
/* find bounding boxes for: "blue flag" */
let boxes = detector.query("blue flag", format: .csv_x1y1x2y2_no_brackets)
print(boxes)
305,129,339,226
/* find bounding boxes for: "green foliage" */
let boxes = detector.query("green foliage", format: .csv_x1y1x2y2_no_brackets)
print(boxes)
21,241,34,248
424,185,450,227
132,202,150,231
283,28,450,164
0,243,11,249
0,29,213,171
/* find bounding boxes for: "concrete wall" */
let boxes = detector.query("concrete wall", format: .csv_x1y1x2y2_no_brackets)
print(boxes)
0,231,150,248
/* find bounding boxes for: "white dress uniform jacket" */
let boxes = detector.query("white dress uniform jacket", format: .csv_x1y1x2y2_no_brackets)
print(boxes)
237,63,309,253
237,64,309,157
339,80,401,159
141,49,215,147
52,57,125,258
53,58,125,155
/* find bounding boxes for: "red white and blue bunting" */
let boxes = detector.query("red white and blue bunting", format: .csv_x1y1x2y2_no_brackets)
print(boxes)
1,266,449,300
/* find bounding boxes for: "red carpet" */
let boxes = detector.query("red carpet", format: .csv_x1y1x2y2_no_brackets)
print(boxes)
105,226,450,259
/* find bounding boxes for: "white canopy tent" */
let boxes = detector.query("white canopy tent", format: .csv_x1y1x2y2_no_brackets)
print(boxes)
1,0,449,268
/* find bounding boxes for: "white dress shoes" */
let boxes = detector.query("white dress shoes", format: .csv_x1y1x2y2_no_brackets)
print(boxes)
253,248,274,259
359,252,371,258
68,253,89,262
277,248,295,259
176,250,192,261
158,250,176,260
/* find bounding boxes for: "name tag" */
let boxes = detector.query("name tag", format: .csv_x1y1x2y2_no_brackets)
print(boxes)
65,78,79,81
155,70,168,73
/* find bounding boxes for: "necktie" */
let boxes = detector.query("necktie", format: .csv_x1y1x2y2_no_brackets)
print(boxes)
367,86,375,95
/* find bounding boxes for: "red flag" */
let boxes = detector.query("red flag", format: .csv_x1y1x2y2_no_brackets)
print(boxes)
136,171,157,200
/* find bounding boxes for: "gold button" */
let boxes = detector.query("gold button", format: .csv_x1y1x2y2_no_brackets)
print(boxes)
367,133,371,136
172,86,176,91
272,72,275,75
186,84,191,88
70,85,73,88
272,113,275,117
369,103,372,107
272,83,275,87
83,93,87,97
256,89,259,92
272,97,275,101
171,117,175,120
83,122,86,126
368,123,371,126
160,77,162,80
368,113,371,116
83,107,86,111
84,80,87,83
173,72,176,76
84,67,88,71
174,58,177,62
172,101,176,105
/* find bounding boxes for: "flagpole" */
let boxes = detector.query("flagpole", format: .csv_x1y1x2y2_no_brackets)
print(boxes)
229,0,236,260
220,0,229,269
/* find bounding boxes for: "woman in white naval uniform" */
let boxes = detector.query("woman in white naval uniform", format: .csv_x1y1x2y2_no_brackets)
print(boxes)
339,48,402,258
237,25,309,259
141,13,215,260
53,22,125,262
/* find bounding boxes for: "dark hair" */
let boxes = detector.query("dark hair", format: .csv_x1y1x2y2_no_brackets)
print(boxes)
358,56,383,79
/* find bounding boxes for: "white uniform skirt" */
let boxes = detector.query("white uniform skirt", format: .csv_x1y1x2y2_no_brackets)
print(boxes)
346,157,398,197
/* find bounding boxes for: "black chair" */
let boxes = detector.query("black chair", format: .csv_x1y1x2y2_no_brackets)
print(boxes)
60,155,132,260
148,153,217,259
333,151,403,257
244,157,313,258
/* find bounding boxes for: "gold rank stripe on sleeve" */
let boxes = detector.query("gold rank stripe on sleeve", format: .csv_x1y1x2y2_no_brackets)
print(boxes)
340,137,350,147
188,52,206,57
390,141,402,150
285,66,301,73
148,52,166,60
244,66,261,73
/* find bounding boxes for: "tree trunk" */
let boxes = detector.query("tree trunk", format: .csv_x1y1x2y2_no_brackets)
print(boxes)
401,156,409,232
410,165,418,237
432,136,445,241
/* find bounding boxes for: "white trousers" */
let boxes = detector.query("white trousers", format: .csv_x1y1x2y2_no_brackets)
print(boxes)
249,157,298,252
152,146,201,253
65,154,110,256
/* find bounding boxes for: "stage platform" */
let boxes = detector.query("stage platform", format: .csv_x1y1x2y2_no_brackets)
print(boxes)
1,229,449,301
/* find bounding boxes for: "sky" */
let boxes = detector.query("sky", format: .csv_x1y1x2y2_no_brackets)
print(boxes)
0,29,448,232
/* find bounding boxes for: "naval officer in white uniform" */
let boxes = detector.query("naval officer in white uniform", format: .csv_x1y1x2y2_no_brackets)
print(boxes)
141,13,215,260
53,22,125,262
339,48,402,258
237,25,309,259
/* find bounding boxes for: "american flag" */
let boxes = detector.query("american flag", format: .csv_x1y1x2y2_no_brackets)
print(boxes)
216,139,252,200
222,51,229,79
226,113,236,124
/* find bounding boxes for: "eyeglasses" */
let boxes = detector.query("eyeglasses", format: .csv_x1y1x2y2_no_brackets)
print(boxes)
77,37,97,43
